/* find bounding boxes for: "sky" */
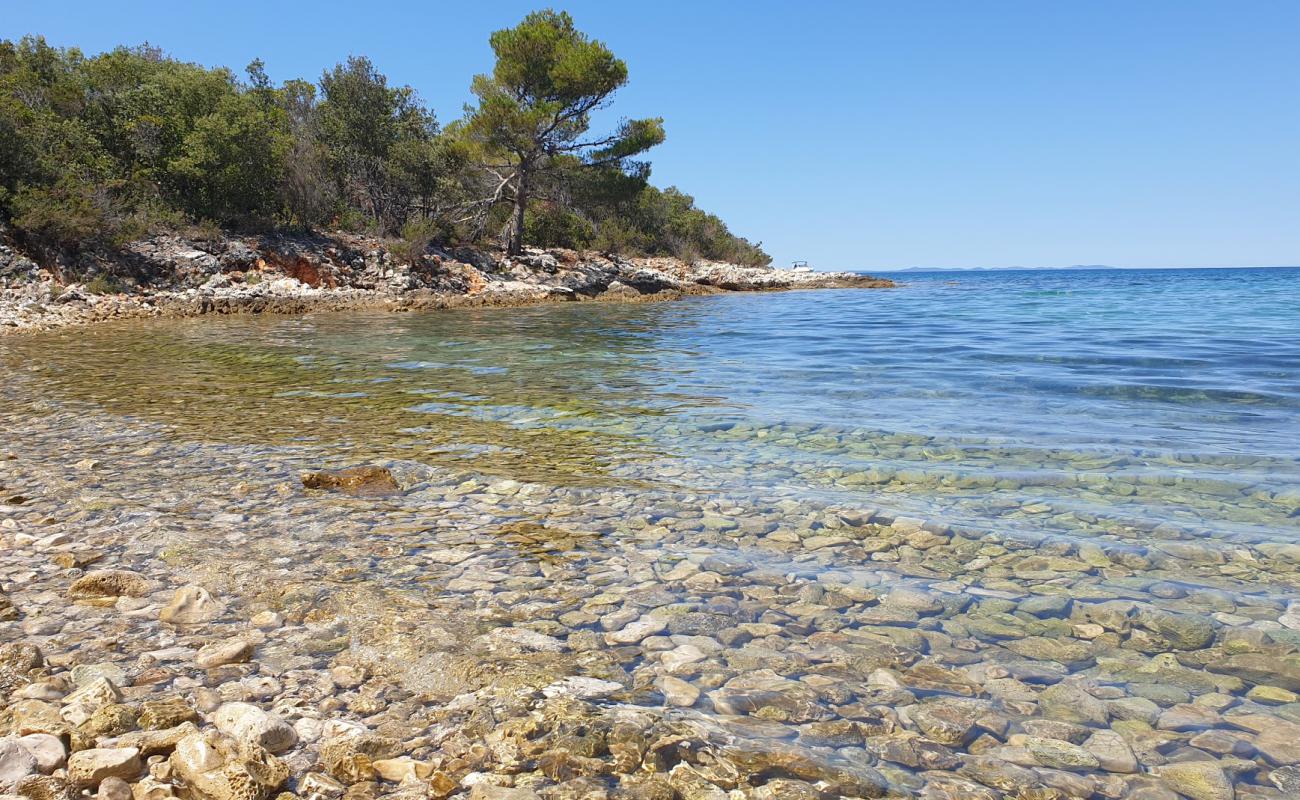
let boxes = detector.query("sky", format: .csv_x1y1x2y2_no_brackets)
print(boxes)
5,1,1299,270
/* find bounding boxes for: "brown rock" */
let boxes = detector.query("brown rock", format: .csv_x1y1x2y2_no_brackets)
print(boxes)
13,774,73,800
138,698,199,731
169,731,288,800
300,467,399,497
67,571,150,601
66,748,142,788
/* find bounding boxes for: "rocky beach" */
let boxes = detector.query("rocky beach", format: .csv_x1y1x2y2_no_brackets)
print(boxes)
5,5,1294,798
3,268,1300,800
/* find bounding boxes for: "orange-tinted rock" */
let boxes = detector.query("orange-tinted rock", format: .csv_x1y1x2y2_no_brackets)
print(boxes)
300,466,400,497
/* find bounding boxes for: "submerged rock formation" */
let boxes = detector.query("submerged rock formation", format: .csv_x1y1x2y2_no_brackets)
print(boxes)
301,466,402,497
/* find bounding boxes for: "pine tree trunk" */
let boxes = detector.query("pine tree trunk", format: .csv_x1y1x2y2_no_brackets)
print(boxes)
508,170,528,256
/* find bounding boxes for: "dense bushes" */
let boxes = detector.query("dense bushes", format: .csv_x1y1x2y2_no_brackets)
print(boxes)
0,21,769,267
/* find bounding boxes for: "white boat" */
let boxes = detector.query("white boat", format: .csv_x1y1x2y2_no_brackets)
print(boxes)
790,261,814,273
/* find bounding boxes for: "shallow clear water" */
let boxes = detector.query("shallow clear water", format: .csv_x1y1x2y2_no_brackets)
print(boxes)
3,267,1300,797
8,267,1299,545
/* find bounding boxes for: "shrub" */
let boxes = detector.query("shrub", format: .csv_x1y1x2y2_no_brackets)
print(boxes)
84,274,126,294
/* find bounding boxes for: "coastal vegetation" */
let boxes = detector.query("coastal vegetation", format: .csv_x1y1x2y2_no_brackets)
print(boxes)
0,10,770,271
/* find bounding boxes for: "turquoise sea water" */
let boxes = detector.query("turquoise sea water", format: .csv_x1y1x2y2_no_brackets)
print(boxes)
649,265,1300,543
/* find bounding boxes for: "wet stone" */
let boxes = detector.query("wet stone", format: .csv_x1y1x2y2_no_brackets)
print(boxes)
300,466,400,496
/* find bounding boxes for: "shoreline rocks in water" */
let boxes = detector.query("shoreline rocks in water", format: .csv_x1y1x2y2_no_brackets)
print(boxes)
0,230,892,334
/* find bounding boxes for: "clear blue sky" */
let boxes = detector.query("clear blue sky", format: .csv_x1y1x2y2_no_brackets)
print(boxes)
6,1,1298,269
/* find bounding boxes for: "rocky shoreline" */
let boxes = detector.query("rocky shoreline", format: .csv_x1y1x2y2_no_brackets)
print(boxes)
0,231,891,334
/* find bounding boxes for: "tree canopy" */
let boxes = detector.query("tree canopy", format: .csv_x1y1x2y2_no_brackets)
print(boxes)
0,11,770,268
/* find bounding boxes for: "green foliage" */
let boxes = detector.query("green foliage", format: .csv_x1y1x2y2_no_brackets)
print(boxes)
0,20,767,267
84,273,126,295
318,56,438,232
525,203,594,249
168,92,288,225
8,181,127,250
388,218,440,266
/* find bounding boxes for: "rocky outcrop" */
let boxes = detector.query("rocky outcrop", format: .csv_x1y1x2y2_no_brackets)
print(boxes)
0,230,891,333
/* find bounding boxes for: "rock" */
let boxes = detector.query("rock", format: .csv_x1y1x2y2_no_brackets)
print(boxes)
1246,685,1298,705
656,676,699,707
1271,765,1300,793
467,787,540,800
64,678,122,710
211,704,296,755
884,586,943,614
318,733,398,784
1019,595,1073,618
71,664,126,688
15,736,64,774
911,699,982,745
1253,726,1300,766
665,612,732,636
297,773,343,800
0,594,18,622
749,779,822,800
0,740,39,792
1083,730,1137,773
1005,636,1091,665
113,722,199,756
486,628,565,653
1154,761,1233,800
605,616,667,644
370,758,432,783
9,701,66,737
249,612,282,630
1225,714,1300,765
958,756,1039,794
0,644,43,694
1023,737,1100,771
169,731,288,800
540,677,622,700
709,671,829,723
70,704,138,751
1157,703,1221,732
159,586,225,625
95,777,131,800
67,571,150,600
1134,608,1216,651
194,640,253,669
798,720,864,748
722,745,887,797
300,467,400,496
1039,682,1109,726
66,748,141,788
13,773,73,800
137,698,199,731
1209,653,1300,692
